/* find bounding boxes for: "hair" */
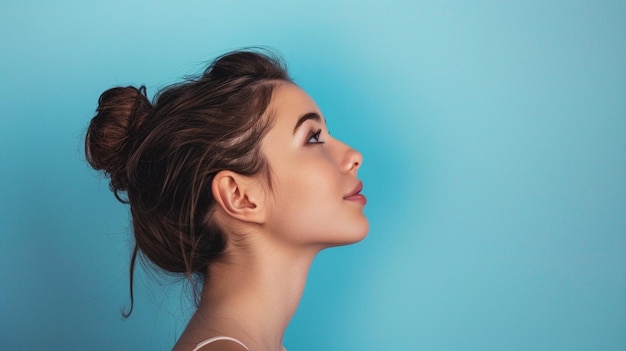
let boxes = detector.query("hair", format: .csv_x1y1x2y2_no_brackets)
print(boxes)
85,50,291,317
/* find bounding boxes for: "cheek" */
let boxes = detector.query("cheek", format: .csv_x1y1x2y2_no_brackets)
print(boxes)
275,170,335,218
266,168,333,234
273,157,336,199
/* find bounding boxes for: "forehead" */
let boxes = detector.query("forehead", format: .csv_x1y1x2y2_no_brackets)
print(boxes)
269,83,321,124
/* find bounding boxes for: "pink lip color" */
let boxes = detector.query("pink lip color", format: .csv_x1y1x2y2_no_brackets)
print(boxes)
345,193,367,205
344,182,367,205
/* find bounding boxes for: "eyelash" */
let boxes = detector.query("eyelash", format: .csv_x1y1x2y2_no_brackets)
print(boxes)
307,129,324,144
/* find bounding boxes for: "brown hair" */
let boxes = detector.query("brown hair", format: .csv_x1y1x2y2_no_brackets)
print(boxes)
85,50,291,316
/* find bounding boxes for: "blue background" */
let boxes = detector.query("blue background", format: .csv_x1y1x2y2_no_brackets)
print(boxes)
1,1,625,350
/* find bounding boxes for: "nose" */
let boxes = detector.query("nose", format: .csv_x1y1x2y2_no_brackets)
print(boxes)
340,142,363,174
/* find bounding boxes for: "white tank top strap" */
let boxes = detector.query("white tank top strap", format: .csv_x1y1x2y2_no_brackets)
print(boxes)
191,336,250,351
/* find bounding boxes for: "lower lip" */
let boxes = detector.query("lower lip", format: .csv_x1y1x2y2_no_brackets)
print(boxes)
344,194,367,206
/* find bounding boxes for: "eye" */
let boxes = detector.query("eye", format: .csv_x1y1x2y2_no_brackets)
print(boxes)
307,129,324,144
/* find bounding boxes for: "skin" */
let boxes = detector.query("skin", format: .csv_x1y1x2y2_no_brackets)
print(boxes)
173,83,368,351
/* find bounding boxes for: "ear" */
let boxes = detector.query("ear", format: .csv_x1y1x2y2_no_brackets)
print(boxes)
211,170,266,224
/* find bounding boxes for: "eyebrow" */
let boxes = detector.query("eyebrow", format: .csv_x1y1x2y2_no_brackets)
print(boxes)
293,112,322,135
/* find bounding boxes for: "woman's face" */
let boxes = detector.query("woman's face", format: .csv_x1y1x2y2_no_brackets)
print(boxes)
260,83,368,247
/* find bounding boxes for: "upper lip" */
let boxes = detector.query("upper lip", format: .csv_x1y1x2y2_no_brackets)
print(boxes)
344,181,363,198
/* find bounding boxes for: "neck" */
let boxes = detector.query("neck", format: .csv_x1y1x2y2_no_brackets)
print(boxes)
190,239,321,351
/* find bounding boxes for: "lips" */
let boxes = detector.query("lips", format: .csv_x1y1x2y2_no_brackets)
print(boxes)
344,181,367,205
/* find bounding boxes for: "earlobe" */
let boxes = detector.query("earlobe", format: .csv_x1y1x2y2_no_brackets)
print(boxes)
211,171,265,224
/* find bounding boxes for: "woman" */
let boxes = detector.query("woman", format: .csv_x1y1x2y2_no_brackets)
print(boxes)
85,49,368,351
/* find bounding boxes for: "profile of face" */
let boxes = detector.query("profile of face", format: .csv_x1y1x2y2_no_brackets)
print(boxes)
260,83,369,247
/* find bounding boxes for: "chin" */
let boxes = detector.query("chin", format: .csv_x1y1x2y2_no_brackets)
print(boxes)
322,221,370,249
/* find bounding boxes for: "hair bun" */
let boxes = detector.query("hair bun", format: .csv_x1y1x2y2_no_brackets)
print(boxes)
85,86,151,197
